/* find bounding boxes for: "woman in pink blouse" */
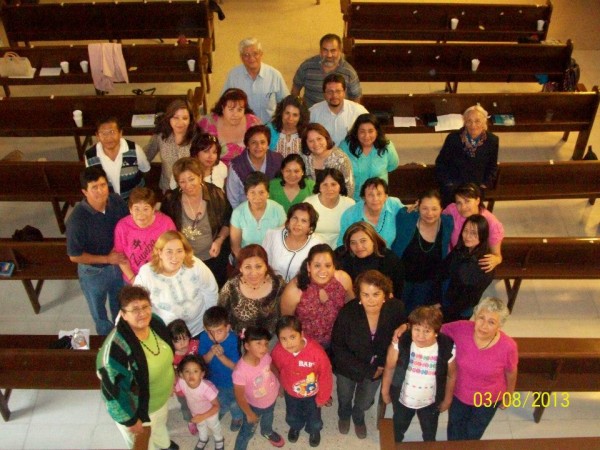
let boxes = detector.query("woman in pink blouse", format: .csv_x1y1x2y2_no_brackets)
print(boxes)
197,88,261,167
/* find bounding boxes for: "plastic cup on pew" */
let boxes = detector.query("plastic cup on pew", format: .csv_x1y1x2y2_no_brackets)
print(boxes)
471,59,480,72
80,60,89,73
73,110,83,128
60,61,69,74
451,18,459,30
187,59,196,72
537,20,545,32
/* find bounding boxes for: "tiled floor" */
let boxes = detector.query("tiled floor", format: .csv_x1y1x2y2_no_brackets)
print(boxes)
1,0,600,448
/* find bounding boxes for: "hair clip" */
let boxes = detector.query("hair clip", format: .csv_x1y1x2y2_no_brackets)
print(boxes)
239,328,246,339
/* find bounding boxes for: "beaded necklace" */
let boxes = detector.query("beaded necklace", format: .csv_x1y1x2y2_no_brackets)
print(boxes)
139,329,161,356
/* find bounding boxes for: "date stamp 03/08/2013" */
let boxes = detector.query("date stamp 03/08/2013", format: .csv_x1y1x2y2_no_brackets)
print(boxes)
473,391,570,409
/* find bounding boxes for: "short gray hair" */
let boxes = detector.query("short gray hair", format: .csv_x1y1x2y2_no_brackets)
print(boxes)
239,37,262,55
473,297,510,325
463,105,488,131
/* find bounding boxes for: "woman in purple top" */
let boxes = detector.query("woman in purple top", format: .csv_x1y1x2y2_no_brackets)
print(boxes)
440,297,518,441
442,183,504,273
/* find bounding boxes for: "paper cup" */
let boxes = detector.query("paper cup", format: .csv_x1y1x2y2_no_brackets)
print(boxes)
187,59,196,72
80,60,89,73
471,59,480,72
451,18,459,30
537,20,545,32
73,116,83,127
60,61,69,74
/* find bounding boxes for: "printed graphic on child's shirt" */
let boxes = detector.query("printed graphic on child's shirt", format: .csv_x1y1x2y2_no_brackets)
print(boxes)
253,365,275,398
293,372,318,397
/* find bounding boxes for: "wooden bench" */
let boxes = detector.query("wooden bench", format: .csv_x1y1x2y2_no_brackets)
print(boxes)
344,39,572,93
378,337,600,446
497,237,600,312
0,161,161,233
387,161,600,207
0,92,204,160
0,239,78,314
342,0,552,43
0,334,103,421
361,87,600,160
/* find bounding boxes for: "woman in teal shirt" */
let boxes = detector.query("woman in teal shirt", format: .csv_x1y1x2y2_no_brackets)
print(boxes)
339,113,399,201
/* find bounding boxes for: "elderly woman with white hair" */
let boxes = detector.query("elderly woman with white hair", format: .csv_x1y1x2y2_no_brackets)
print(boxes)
434,105,499,206
440,297,518,441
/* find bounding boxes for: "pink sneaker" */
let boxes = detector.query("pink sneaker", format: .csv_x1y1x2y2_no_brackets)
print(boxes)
188,422,198,435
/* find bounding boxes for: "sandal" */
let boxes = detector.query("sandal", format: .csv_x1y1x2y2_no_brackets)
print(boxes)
195,439,208,450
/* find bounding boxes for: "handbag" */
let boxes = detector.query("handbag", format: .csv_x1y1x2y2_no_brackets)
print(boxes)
0,52,33,77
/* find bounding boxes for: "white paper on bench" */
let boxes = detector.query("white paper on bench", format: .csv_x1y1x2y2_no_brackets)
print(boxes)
435,114,463,132
131,114,156,128
393,116,417,127
39,67,62,77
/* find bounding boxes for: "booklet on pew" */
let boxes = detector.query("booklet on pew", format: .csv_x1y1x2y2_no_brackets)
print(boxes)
492,114,516,126
0,261,15,277
131,114,157,128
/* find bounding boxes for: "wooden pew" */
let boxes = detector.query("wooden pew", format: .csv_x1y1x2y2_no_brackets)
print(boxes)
0,239,78,314
342,0,553,43
386,161,600,207
0,334,104,421
378,337,600,446
344,40,573,93
0,93,203,160
379,419,600,449
0,161,161,233
0,45,207,105
497,237,600,312
361,87,600,160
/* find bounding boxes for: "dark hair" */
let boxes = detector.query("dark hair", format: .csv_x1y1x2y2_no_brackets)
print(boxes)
167,319,192,341
276,315,303,336
177,354,209,376
301,123,335,156
279,154,307,189
322,73,346,93
408,306,443,334
243,171,270,194
320,33,342,48
211,88,254,116
95,116,122,132
453,183,483,209
342,221,386,258
128,187,157,209
203,305,229,328
244,124,271,147
241,326,271,344
285,202,319,235
456,214,490,259
154,99,194,143
271,95,310,135
297,243,335,290
236,244,276,279
313,167,348,196
189,131,220,163
119,285,151,309
80,166,108,190
344,113,390,157
360,177,389,198
354,269,393,300
418,189,442,204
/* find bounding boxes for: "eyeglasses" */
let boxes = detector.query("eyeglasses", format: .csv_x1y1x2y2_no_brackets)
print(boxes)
242,51,261,59
98,129,119,137
122,304,151,315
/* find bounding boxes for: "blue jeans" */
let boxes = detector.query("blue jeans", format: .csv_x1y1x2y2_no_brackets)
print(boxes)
78,264,123,335
233,400,276,450
284,392,322,434
447,396,498,440
218,386,243,422
336,373,381,426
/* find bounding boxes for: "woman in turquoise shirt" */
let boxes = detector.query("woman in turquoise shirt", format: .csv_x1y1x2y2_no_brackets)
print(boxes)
339,113,399,202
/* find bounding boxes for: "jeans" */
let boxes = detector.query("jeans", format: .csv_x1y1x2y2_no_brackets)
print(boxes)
176,395,192,421
78,264,123,335
447,396,498,440
234,400,276,450
284,392,322,434
218,386,243,422
336,373,381,426
391,395,439,442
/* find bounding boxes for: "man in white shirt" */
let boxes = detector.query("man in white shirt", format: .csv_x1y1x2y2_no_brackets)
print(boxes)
221,37,289,123
309,73,368,146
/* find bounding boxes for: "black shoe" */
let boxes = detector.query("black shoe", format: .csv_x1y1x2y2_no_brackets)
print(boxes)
309,431,321,447
162,441,179,450
288,428,300,443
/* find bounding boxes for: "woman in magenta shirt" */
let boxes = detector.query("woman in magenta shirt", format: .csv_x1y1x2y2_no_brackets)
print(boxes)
440,297,518,441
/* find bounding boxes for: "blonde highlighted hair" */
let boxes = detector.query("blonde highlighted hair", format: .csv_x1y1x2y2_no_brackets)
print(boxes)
150,231,195,273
